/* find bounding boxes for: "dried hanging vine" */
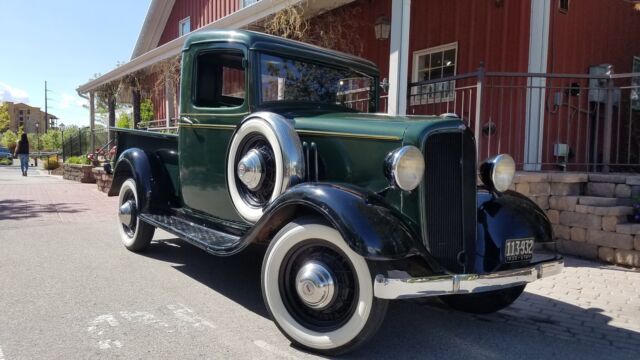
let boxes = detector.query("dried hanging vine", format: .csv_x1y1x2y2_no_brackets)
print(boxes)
263,0,364,56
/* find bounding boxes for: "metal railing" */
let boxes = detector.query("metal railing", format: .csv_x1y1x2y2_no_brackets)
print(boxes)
408,66,640,173
145,118,179,133
62,128,108,158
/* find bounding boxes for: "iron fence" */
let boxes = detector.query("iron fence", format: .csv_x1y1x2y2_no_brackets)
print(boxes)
407,66,640,173
62,128,108,158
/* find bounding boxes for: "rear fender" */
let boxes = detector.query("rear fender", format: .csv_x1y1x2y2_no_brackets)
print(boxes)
108,148,165,212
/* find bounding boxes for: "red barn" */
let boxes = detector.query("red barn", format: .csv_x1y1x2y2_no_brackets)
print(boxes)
78,0,640,171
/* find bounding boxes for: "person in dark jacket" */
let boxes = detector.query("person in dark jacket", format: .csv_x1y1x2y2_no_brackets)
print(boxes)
14,133,29,176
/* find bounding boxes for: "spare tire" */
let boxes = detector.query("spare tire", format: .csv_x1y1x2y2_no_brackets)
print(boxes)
227,112,304,223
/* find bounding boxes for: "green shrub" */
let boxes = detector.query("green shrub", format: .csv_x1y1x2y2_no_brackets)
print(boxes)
66,155,90,165
0,158,11,166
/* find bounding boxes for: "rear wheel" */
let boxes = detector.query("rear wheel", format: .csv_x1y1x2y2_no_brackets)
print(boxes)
117,179,155,251
261,219,387,355
439,284,526,314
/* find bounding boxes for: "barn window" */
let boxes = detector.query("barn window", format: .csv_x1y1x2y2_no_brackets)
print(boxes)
559,0,569,13
411,42,457,105
179,17,191,36
242,0,259,8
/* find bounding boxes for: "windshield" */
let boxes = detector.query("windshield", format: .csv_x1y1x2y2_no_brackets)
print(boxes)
259,53,375,112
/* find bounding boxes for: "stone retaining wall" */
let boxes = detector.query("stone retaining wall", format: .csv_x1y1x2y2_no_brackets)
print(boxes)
62,164,95,183
91,167,113,193
513,172,640,268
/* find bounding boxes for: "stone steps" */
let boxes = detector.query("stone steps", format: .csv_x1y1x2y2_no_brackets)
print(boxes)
578,196,617,206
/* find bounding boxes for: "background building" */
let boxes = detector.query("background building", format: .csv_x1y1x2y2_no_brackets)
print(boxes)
2,101,58,134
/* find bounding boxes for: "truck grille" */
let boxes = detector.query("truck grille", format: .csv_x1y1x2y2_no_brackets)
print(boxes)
422,131,476,273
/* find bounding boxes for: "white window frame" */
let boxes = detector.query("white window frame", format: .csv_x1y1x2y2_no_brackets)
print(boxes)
411,42,458,105
241,0,259,8
179,17,191,36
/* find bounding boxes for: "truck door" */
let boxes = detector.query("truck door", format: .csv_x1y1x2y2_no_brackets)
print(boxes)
179,44,249,224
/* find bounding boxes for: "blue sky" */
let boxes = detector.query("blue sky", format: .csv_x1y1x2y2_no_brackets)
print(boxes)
0,0,152,126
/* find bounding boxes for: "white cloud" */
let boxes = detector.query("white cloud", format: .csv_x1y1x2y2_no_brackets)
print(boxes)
0,81,30,103
59,92,88,109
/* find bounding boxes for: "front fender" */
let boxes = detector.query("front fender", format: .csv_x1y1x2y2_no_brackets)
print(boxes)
473,189,554,273
247,183,424,261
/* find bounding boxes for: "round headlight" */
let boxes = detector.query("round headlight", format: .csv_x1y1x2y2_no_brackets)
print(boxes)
480,154,516,193
384,146,425,191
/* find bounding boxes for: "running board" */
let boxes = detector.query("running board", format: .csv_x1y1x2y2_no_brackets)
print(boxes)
139,213,241,254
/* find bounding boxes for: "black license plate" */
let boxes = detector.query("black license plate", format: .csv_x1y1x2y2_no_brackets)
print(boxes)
505,238,534,262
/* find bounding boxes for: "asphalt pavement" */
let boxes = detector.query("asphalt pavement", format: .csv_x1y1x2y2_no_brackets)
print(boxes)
0,163,638,359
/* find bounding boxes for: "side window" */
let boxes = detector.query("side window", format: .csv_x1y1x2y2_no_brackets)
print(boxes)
194,51,245,108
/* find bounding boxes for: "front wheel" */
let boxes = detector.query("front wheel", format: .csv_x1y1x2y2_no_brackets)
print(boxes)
439,284,526,314
117,178,155,251
261,219,387,355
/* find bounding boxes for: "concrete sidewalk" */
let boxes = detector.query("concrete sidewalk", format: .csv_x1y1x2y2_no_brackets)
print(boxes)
0,163,638,359
0,164,117,227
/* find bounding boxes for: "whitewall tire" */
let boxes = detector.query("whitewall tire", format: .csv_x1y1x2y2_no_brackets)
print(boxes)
117,179,155,252
261,219,388,355
227,113,304,223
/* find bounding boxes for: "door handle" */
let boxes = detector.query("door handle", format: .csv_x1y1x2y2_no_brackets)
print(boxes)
180,117,194,125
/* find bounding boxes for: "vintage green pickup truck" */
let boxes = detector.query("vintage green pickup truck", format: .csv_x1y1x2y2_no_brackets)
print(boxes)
108,30,563,354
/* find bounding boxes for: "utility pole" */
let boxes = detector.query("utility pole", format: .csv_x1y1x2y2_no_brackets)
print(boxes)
44,81,54,131
45,81,48,132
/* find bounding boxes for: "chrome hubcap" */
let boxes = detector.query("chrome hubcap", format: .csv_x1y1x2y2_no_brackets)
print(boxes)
119,200,136,228
237,149,264,191
295,261,336,310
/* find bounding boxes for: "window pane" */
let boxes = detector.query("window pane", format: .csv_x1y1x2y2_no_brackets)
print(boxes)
431,52,443,68
443,49,456,66
421,54,430,69
429,67,442,80
180,19,190,36
442,65,455,78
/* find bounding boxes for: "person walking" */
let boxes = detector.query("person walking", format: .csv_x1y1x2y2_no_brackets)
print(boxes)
14,133,30,176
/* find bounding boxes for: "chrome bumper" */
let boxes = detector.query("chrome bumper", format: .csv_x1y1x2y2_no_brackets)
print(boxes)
374,259,564,300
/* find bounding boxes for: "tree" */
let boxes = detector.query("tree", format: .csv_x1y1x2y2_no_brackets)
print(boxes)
116,113,132,129
140,99,154,128
40,130,62,152
0,103,10,133
1,130,17,152
27,133,43,152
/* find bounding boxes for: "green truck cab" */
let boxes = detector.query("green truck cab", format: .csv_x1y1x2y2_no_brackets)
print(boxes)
109,30,563,355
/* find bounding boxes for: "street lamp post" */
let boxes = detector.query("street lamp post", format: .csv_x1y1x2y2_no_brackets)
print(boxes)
35,122,39,167
59,123,66,162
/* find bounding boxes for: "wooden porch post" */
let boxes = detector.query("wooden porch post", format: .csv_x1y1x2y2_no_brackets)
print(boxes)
132,88,141,129
523,0,551,171
89,91,96,159
108,94,116,143
165,75,175,128
387,0,411,116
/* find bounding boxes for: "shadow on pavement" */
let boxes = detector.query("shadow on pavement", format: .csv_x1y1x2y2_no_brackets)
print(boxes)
142,238,638,359
0,199,87,220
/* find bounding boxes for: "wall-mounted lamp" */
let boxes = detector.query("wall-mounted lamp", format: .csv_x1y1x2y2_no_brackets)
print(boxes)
374,15,391,41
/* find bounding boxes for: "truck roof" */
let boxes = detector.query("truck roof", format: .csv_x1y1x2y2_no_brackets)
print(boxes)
183,30,379,77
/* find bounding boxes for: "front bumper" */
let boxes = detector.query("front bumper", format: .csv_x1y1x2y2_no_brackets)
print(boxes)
374,258,563,300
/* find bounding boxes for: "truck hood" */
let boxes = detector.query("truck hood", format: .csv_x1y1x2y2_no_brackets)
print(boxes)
291,112,466,145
